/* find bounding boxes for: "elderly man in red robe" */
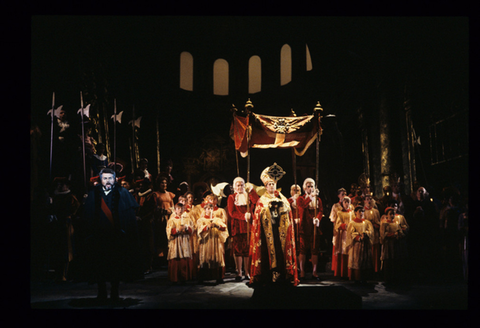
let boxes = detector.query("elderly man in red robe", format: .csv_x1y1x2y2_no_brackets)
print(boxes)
297,177,323,280
227,177,259,281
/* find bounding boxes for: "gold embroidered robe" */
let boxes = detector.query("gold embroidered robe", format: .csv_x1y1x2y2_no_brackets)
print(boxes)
197,215,229,268
249,191,299,286
166,213,194,260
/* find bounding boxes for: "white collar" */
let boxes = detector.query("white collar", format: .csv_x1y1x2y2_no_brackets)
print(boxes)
94,154,107,161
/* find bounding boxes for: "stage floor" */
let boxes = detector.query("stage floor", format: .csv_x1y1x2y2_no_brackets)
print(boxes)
29,268,468,310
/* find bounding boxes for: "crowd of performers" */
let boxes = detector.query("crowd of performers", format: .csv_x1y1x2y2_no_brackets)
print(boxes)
31,104,468,301
33,156,469,300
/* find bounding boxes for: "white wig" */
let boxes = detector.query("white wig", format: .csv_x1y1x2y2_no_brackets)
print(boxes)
303,178,315,191
233,177,245,186
290,184,301,191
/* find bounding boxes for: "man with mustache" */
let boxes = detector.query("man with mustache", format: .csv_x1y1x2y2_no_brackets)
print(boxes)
83,168,143,302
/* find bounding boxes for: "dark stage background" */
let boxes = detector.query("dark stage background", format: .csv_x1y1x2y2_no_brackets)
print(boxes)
30,16,469,206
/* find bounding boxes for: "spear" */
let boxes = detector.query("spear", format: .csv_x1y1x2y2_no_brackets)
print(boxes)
80,91,87,193
113,99,117,175
156,111,161,177
131,105,136,173
110,102,124,177
49,92,55,181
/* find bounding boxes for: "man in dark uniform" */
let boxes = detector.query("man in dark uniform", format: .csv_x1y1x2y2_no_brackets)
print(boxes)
83,168,143,301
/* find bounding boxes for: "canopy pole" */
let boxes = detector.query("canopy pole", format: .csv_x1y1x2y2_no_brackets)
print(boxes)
292,148,299,244
231,104,240,177
313,101,323,247
245,99,254,243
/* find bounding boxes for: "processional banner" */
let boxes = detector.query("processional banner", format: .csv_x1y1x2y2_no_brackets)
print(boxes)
230,113,321,157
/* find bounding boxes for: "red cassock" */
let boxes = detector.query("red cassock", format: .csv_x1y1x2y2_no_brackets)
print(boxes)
296,194,323,254
227,190,259,257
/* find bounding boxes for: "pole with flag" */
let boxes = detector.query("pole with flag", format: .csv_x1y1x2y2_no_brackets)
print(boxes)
128,105,142,174
110,101,123,176
230,104,240,177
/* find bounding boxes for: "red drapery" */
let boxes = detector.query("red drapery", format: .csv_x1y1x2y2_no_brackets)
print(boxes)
230,113,321,157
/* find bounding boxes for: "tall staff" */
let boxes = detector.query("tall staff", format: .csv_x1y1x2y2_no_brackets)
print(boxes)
231,104,240,177
130,105,136,173
292,148,299,244
111,101,124,176
156,111,161,177
245,99,254,241
113,99,117,175
313,101,323,246
80,91,87,193
49,92,55,181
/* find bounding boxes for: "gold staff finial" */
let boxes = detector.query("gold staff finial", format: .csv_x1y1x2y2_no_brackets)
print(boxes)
245,98,254,109
314,101,323,112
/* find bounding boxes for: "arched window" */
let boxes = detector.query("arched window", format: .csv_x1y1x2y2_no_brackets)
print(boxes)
280,44,292,86
248,55,261,94
213,58,229,95
306,44,313,71
179,51,193,91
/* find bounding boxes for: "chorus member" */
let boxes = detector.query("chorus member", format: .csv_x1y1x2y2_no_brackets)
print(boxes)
166,203,195,283
190,191,211,273
329,188,352,272
91,143,108,177
380,207,404,284
50,177,80,282
227,177,259,281
184,191,195,214
346,206,373,283
297,178,323,280
407,186,438,279
333,196,353,279
205,194,228,225
183,190,197,277
391,200,409,280
197,201,229,284
134,178,157,274
153,175,175,262
458,204,468,282
364,194,381,274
